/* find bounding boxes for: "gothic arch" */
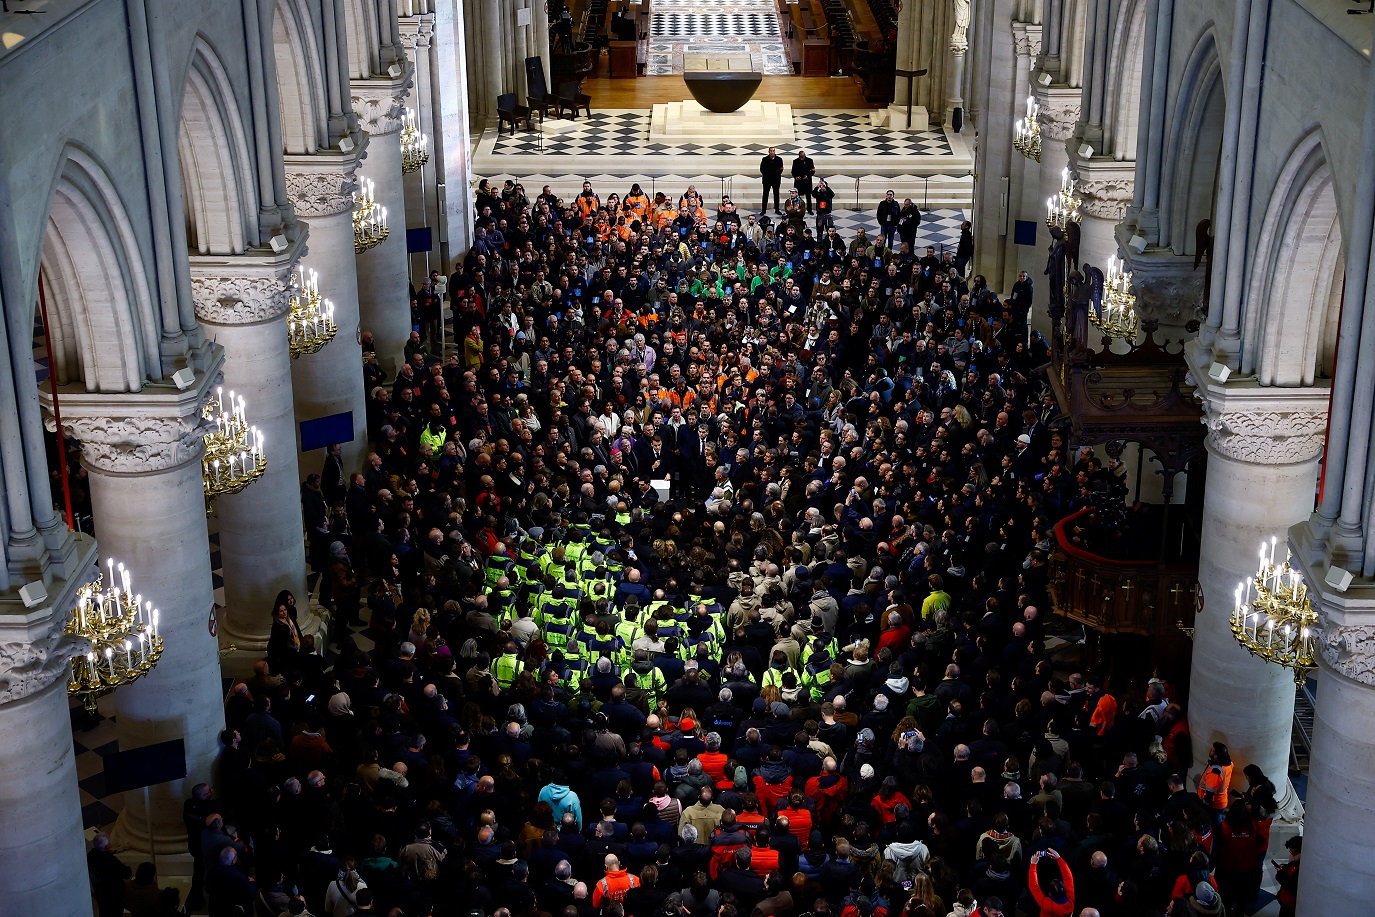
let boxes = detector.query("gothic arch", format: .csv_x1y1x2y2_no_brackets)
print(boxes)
1162,28,1224,256
273,0,329,155
1241,131,1344,387
178,37,259,255
342,0,380,79
37,147,159,393
1103,0,1147,162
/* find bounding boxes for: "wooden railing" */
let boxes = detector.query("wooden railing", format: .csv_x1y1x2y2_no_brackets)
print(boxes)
1048,508,1198,636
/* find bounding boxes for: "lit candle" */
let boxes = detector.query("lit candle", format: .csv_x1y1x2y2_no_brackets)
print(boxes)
105,647,115,679
138,633,146,665
124,640,133,670
87,652,97,683
152,609,159,638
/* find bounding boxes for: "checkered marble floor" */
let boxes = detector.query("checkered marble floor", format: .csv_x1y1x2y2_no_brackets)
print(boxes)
490,110,952,158
647,0,790,73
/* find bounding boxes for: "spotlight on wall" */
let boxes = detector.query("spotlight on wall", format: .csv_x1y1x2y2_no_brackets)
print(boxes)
1078,143,1094,159
19,581,47,608
173,367,196,391
1127,234,1148,254
338,136,355,153
269,233,289,254
388,63,403,78
1325,565,1354,592
1207,362,1232,384
1037,72,1052,86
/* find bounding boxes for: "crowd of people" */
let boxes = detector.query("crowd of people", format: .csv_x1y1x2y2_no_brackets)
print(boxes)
101,177,1294,917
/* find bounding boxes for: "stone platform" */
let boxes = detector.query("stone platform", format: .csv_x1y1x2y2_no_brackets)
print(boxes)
649,99,795,143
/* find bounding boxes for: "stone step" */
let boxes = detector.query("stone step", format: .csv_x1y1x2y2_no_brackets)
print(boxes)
474,172,973,210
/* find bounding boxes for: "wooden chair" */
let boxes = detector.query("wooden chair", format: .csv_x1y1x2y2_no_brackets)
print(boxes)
524,57,556,121
497,93,531,135
556,82,592,119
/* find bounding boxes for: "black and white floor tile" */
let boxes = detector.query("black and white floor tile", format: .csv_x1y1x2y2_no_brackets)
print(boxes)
646,0,791,73
490,110,953,159
651,11,779,36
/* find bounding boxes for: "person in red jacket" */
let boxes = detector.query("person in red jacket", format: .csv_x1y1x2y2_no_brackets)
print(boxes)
778,793,813,845
1274,835,1301,917
698,732,730,783
748,828,781,877
1028,849,1075,917
804,757,849,829
1213,801,1266,914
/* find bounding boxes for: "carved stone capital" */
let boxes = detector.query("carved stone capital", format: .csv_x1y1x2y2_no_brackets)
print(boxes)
352,66,415,136
1012,21,1041,59
40,349,227,476
0,628,84,706
1320,624,1375,686
189,240,306,326
1202,408,1327,464
58,412,213,475
285,150,364,217
399,14,435,50
1038,103,1080,141
1078,178,1134,221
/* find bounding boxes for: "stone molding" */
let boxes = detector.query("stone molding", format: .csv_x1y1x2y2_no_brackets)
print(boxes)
57,412,213,475
1320,624,1375,687
191,275,295,325
351,65,415,136
0,628,83,706
285,161,361,217
1184,339,1331,466
1078,177,1133,221
1012,21,1042,59
41,348,227,476
1202,408,1327,464
1038,102,1081,141
188,239,307,326
399,13,435,50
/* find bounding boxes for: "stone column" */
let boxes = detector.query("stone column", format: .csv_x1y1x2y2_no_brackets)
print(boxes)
54,356,228,852
1184,341,1328,816
285,146,371,475
401,15,438,285
0,537,99,917
190,243,315,660
1285,597,1375,914
436,0,476,258
970,10,1035,292
352,67,414,377
988,19,1040,298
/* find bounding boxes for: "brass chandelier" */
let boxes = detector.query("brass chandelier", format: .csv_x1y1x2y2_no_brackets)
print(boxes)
1045,168,1082,231
288,267,337,358
1013,94,1041,162
400,108,429,174
1231,538,1319,684
1092,255,1141,341
66,559,164,712
202,386,266,503
353,176,389,253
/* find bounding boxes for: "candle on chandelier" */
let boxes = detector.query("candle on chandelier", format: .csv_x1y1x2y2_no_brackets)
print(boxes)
86,652,97,683
124,640,133,670
152,609,159,638
105,647,115,679
138,633,147,665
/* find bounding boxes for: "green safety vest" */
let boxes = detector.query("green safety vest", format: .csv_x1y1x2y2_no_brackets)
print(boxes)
494,653,523,689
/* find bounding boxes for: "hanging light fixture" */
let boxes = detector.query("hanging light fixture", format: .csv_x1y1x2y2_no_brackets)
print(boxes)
1230,538,1319,685
202,386,266,505
287,267,338,359
1045,167,1082,231
1013,94,1042,162
66,559,164,713
400,108,429,174
1091,255,1141,341
352,176,389,253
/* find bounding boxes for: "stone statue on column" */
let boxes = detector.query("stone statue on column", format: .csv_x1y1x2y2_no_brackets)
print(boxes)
950,0,970,53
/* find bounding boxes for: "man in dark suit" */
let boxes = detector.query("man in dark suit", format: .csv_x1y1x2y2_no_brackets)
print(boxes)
760,147,785,214
792,150,816,214
677,422,707,499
